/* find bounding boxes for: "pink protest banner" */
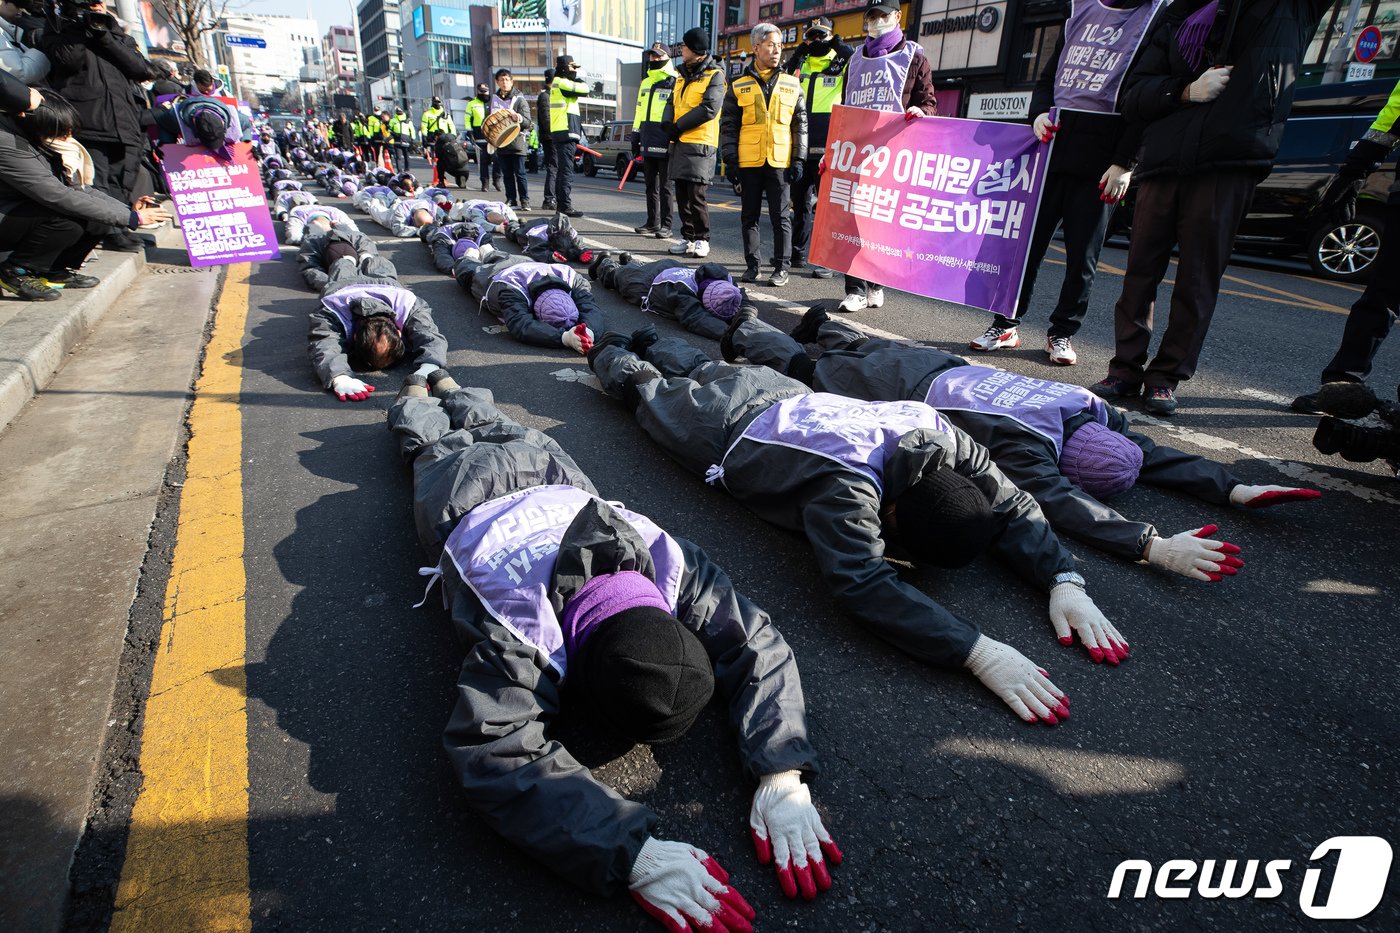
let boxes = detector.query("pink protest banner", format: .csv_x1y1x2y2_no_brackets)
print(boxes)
161,142,279,267
810,106,1050,316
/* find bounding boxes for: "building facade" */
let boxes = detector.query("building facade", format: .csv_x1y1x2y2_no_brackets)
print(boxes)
645,0,711,52
359,0,405,106
399,0,496,123
211,14,321,105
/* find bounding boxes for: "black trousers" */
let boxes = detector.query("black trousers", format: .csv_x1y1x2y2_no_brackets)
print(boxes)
1109,170,1259,390
641,156,673,230
994,172,1114,338
552,137,577,210
1319,200,1400,384
0,203,104,273
738,166,791,272
542,139,558,204
674,179,710,242
476,141,500,185
789,155,823,263
86,140,141,202
392,143,412,173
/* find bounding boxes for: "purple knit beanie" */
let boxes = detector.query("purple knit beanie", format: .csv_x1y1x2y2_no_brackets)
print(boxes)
698,278,742,321
560,570,671,657
340,179,359,196
534,288,580,328
451,238,477,260
1060,421,1143,499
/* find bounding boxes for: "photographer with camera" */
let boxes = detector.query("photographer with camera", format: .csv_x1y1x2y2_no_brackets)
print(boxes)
0,0,49,86
40,0,156,252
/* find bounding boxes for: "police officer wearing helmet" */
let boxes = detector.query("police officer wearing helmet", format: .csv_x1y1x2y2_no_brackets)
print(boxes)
719,22,808,288
549,54,591,217
785,17,852,280
632,42,678,238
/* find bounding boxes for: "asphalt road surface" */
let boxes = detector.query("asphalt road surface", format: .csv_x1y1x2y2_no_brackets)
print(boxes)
74,166,1400,932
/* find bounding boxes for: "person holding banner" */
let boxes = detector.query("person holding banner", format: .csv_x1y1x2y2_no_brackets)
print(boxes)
969,0,1167,366
719,23,807,288
588,331,1129,724
308,255,448,402
1092,0,1332,415
664,28,725,259
727,306,1319,579
383,379,837,927
833,0,937,313
785,17,852,280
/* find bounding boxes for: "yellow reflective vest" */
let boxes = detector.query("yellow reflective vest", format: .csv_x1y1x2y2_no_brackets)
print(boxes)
633,65,678,156
671,62,722,148
796,50,846,155
420,106,452,137
730,70,802,168
549,75,589,138
465,97,487,137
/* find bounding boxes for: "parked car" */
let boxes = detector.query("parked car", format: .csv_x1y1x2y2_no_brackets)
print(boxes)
584,120,644,181
1113,78,1396,282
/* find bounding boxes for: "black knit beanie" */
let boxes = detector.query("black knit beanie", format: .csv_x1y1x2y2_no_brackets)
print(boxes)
892,466,1003,568
322,240,358,266
571,607,714,744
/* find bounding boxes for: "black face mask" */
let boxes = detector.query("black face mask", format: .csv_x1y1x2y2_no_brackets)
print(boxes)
476,92,488,101
807,39,833,56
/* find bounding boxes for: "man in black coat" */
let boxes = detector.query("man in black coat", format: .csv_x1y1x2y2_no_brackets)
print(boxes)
40,0,155,249
1090,0,1332,416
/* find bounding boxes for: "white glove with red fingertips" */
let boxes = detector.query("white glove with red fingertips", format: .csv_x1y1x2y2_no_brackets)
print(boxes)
1032,112,1060,143
1048,583,1130,665
1144,524,1244,582
330,374,374,401
964,635,1069,725
1229,484,1322,508
561,323,593,354
748,770,843,900
629,838,756,933
903,106,925,121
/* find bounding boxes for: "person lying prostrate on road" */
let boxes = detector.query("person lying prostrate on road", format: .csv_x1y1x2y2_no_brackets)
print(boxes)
352,183,396,210
588,327,1127,724
421,220,493,275
274,190,317,221
283,204,355,245
296,215,379,291
386,374,842,926
419,186,454,209
589,251,744,341
389,171,419,197
308,255,448,401
453,247,603,355
508,212,598,264
730,306,1320,579
365,196,441,237
271,178,304,193
448,197,518,231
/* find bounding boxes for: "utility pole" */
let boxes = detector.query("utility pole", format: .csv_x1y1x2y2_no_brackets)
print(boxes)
1322,0,1366,84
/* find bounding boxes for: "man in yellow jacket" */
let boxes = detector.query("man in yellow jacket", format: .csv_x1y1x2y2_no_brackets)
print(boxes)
719,22,807,288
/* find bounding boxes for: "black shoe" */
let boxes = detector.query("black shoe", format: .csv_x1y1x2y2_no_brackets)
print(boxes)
811,266,835,279
563,209,584,218
493,179,503,191
790,304,832,344
1144,386,1178,416
656,228,672,239
0,263,61,301
541,200,558,211
740,265,761,284
790,256,808,270
634,224,659,235
1291,391,1323,414
1089,376,1142,401
43,269,100,288
631,324,659,356
480,183,488,192
587,252,610,280
720,307,758,363
618,251,633,266
768,269,790,288
586,331,634,369
426,368,460,395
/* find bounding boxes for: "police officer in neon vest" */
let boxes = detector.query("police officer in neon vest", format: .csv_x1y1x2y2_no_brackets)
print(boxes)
632,42,678,238
389,107,416,173
785,17,852,280
465,84,502,192
351,112,368,159
549,54,590,217
536,70,558,209
719,23,808,289
366,110,387,166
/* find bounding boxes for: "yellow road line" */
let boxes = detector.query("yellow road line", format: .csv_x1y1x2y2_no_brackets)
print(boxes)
112,263,252,932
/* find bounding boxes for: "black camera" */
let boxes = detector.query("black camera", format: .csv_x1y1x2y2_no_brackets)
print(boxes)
49,0,116,33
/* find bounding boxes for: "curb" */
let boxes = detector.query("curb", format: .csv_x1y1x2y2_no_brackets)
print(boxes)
0,248,148,434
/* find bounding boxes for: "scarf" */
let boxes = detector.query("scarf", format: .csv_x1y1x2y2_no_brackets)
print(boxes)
863,24,905,58
1175,0,1220,70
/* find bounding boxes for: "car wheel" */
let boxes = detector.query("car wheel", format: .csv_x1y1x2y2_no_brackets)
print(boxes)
584,154,597,177
616,155,630,177
1308,214,1384,282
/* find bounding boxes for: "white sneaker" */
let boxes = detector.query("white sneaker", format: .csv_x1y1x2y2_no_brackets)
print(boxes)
668,240,695,255
866,286,885,308
692,240,710,258
969,323,1020,351
838,293,868,313
1046,335,1078,365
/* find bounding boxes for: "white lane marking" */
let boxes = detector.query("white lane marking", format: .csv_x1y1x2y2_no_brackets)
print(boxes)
482,324,507,334
1239,388,1296,406
936,737,1186,797
552,367,601,390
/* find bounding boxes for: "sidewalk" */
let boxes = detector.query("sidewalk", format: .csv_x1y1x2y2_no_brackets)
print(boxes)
0,247,222,932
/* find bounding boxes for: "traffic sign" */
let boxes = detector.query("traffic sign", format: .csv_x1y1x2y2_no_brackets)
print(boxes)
1348,62,1377,82
225,34,267,49
1355,25,1382,64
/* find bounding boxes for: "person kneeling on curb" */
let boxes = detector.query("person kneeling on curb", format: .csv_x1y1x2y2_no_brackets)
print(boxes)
386,377,843,928
453,249,603,355
308,255,447,401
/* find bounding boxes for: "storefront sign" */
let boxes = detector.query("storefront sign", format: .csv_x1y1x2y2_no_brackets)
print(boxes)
811,105,1049,316
967,91,1030,120
917,0,1007,73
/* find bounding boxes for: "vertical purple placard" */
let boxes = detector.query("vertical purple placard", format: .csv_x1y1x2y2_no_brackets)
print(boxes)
161,142,280,267
810,106,1051,317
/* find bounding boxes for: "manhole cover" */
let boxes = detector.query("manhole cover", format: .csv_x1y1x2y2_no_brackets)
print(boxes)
148,264,209,275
